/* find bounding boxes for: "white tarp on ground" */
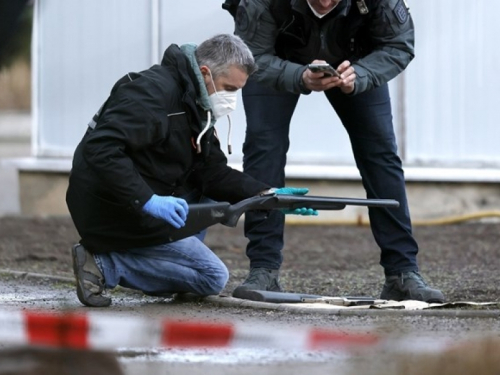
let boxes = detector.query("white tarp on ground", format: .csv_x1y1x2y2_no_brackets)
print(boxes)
220,295,499,311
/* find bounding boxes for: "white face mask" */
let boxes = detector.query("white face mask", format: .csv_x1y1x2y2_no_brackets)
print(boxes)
209,90,238,120
306,0,338,18
208,70,238,120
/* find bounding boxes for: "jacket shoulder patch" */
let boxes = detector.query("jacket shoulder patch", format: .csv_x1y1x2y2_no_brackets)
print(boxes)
393,0,409,24
235,6,249,32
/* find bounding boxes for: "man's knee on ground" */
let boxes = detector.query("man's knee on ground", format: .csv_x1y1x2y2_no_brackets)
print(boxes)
202,265,229,295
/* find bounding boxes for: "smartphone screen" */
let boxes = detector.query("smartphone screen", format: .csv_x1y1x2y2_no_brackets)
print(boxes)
308,63,341,78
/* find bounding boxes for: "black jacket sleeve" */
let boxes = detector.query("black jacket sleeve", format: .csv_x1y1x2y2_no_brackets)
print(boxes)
193,131,270,204
351,0,415,95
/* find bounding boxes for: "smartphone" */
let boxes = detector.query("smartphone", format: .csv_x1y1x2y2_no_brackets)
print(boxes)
307,63,341,78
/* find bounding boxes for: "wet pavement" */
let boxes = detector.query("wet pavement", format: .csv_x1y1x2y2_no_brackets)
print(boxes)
0,272,499,375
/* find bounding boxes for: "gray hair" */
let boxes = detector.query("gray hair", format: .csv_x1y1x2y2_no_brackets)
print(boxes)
195,34,257,78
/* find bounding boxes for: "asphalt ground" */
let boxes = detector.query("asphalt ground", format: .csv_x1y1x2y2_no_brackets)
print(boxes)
0,271,499,375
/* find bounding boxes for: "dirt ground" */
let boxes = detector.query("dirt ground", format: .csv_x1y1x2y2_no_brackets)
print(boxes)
0,215,499,375
0,215,498,303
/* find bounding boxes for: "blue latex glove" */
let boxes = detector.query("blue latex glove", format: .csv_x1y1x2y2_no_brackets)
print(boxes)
142,194,189,229
274,187,319,216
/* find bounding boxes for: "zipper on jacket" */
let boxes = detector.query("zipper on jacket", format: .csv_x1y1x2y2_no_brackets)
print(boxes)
320,30,327,52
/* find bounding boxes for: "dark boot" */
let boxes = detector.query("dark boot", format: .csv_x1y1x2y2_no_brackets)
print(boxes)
380,271,445,303
71,244,111,307
232,268,282,299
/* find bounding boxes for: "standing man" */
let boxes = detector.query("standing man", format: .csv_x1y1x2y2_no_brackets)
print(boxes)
66,33,315,307
228,0,445,303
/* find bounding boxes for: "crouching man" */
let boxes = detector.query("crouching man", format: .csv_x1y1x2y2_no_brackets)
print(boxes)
66,34,315,307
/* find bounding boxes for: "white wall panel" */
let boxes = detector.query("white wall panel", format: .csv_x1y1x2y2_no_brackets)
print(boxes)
34,0,397,166
35,0,153,156
33,0,500,175
405,0,500,167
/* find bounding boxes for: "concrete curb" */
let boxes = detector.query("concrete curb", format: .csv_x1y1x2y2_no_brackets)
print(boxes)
1,269,499,318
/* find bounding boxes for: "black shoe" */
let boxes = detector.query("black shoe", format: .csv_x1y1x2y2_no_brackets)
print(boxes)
71,244,111,307
380,271,445,303
232,268,282,299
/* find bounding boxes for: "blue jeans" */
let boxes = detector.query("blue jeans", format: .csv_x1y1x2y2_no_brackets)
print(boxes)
95,237,229,296
94,191,228,296
242,80,418,276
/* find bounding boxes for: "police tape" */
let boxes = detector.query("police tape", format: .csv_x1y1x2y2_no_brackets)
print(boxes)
0,309,379,351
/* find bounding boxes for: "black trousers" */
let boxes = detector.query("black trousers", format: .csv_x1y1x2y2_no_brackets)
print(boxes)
241,79,419,276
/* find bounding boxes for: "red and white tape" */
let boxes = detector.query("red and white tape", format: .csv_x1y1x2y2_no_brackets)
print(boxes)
0,309,379,351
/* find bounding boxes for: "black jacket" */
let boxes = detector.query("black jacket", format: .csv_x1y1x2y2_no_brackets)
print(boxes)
66,44,269,253
234,0,414,95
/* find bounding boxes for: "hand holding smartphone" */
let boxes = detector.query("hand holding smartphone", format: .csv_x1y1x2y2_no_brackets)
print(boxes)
307,63,341,78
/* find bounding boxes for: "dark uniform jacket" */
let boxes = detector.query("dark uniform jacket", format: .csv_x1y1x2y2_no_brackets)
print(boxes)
66,44,269,253
234,0,414,95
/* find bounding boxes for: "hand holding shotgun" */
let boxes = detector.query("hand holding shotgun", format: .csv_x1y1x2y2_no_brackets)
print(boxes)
163,187,399,243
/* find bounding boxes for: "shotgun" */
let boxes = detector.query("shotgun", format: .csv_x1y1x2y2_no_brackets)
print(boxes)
167,194,399,242
230,289,385,306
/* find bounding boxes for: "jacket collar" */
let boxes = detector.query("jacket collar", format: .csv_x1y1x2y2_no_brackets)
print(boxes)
179,43,213,114
290,0,351,18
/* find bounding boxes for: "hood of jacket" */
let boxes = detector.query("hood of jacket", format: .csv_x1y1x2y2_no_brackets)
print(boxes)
159,43,216,137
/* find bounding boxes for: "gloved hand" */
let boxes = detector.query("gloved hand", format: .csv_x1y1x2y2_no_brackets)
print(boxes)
274,187,309,195
274,187,318,216
142,194,189,229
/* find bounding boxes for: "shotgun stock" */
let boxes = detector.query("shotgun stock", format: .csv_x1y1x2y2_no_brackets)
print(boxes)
167,194,399,242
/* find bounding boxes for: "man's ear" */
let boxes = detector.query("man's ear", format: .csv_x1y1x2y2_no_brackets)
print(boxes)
199,65,211,84
200,65,216,95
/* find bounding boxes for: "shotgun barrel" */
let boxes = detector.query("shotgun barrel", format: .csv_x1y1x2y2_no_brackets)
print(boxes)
166,194,399,242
